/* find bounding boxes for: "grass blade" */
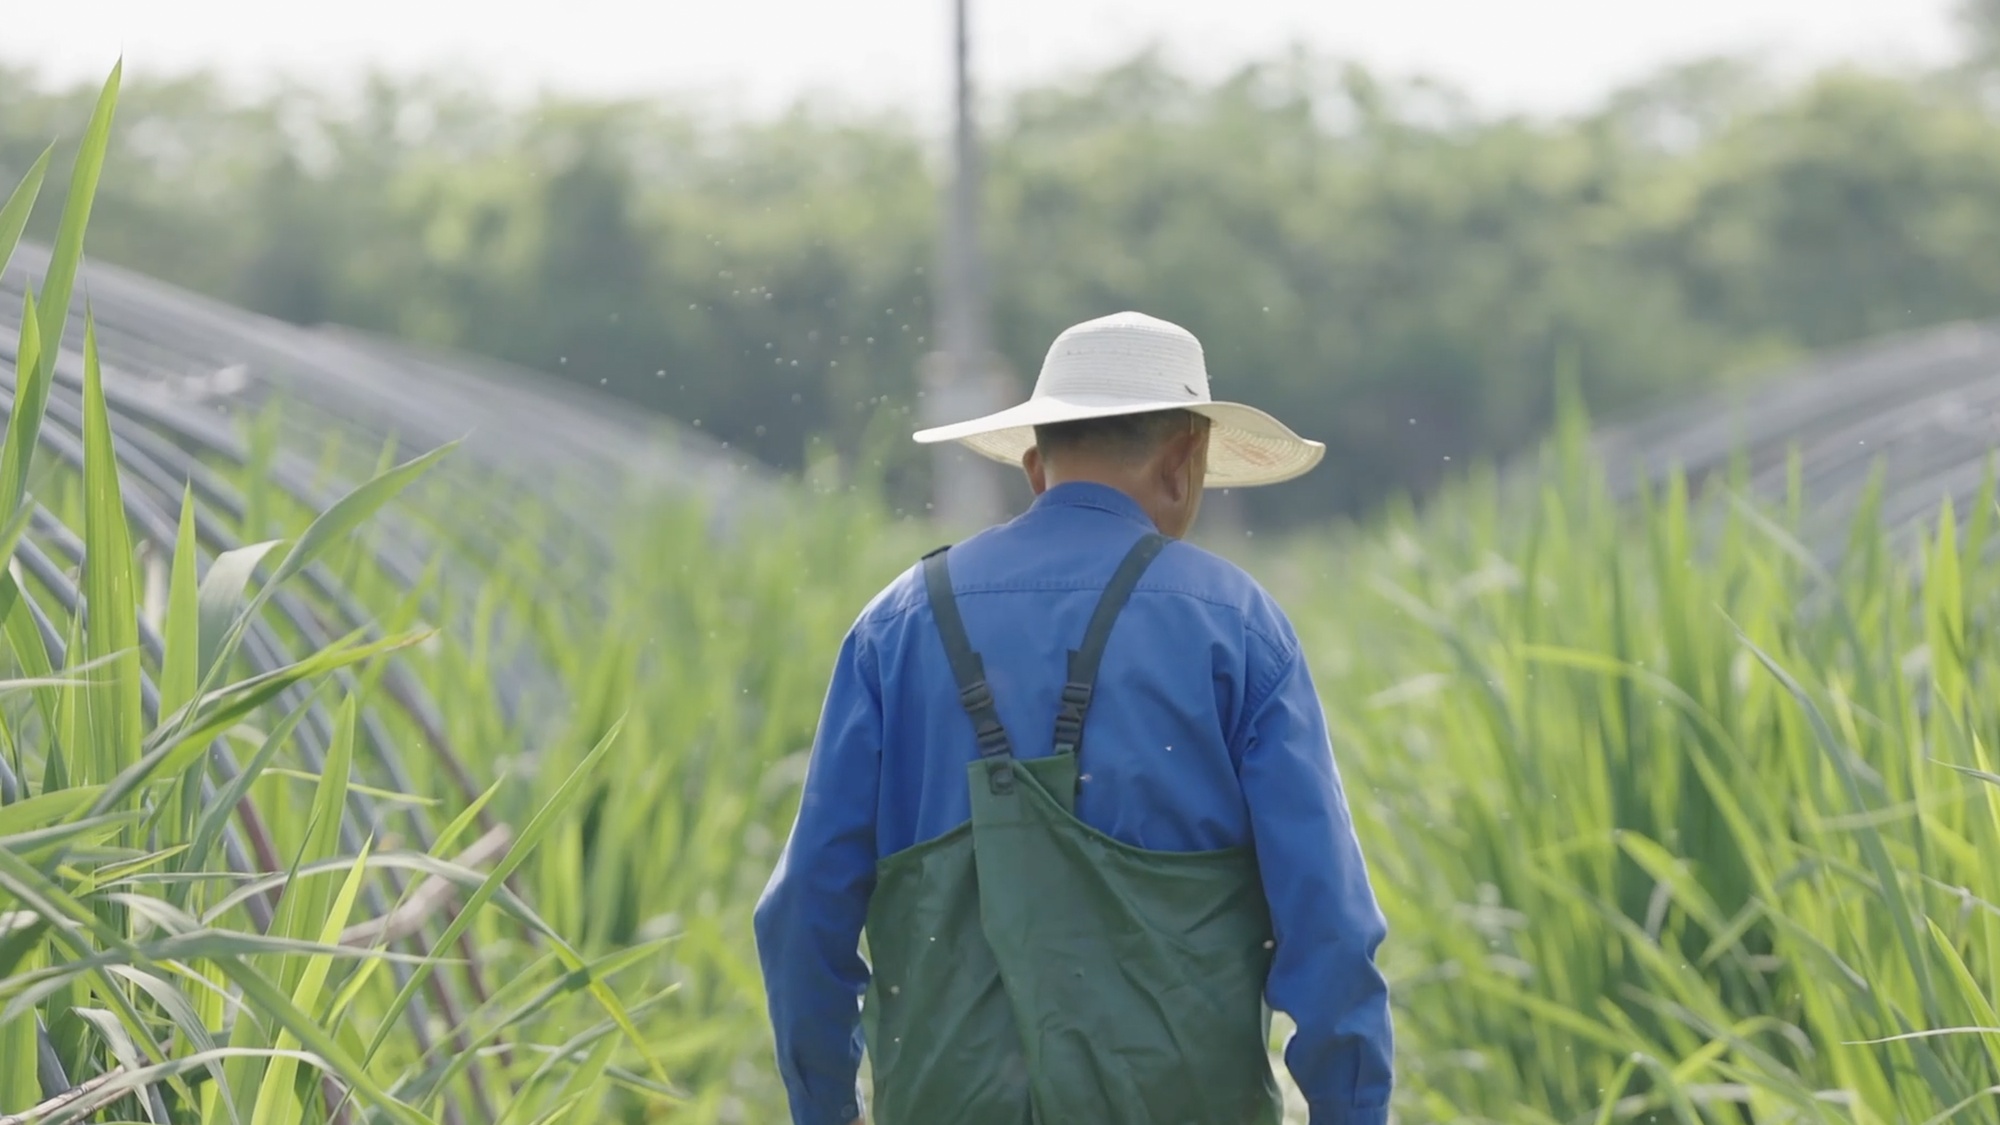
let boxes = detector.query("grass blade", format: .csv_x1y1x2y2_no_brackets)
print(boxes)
78,316,143,799
196,541,283,683
160,487,202,720
178,698,312,907
0,145,52,279
250,839,374,1125
33,61,119,380
1,290,44,522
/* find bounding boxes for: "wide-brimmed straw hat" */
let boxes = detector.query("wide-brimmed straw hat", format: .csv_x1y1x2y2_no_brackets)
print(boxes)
912,311,1323,488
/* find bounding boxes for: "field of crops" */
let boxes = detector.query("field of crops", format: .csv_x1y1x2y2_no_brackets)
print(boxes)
4,66,1999,1125
1286,425,2000,1123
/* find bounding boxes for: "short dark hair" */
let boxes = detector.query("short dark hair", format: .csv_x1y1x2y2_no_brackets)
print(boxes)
1033,408,1205,462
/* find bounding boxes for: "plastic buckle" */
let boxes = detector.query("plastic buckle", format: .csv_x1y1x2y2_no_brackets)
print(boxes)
974,719,1010,757
1053,681,1091,754
960,680,995,713
987,761,1016,795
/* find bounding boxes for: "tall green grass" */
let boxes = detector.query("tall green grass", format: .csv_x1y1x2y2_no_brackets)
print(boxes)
9,59,2000,1125
0,67,662,1124
1274,410,2000,1123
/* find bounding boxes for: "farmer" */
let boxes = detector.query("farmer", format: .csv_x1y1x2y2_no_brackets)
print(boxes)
753,311,1393,1125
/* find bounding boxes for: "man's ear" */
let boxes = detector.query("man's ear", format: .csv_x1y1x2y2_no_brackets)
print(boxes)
1022,445,1049,495
1159,427,1201,504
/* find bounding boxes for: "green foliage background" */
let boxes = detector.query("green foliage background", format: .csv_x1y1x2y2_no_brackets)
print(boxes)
11,26,2000,526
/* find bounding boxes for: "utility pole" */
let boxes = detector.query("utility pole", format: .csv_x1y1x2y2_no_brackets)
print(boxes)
921,0,1007,529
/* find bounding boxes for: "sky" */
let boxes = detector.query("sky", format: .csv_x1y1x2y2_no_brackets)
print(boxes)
10,0,1967,127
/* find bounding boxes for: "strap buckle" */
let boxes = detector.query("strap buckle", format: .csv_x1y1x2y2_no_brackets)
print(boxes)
960,680,996,714
925,550,1018,760
1052,680,1092,755
974,718,1011,758
961,680,1012,756
1046,535,1166,761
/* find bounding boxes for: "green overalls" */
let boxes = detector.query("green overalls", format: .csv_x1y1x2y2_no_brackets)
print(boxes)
859,534,1285,1125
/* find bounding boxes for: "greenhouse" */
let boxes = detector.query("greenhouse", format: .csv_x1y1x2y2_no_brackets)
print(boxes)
1591,319,2000,560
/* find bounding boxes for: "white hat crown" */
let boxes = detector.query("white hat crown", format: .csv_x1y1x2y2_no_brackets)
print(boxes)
1035,312,1212,406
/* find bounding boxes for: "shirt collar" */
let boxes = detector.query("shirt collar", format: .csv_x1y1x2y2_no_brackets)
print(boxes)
1029,481,1159,530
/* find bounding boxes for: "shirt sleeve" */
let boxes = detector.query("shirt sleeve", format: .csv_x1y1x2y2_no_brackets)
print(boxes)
753,624,883,1125
1235,630,1394,1125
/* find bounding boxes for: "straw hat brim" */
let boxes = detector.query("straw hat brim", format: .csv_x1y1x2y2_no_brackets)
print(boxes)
912,396,1324,488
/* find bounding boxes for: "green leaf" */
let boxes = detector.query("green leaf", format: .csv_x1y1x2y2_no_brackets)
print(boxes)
252,837,374,1125
0,580,63,768
263,768,437,806
0,835,133,957
0,913,44,1101
214,955,432,1125
1946,761,2000,790
0,810,138,866
28,1047,326,1125
363,719,656,1082
1925,917,2000,1060
517,1094,590,1125
72,1006,164,1123
265,440,454,593
105,964,239,1125
0,500,37,594
1926,498,1967,713
34,60,119,381
0,930,439,1025
427,774,505,867
164,443,454,754
163,626,427,756
3,64,119,539
492,1020,620,1125
270,698,356,974
229,699,366,1114
1613,829,1731,936
101,890,201,936
158,487,207,852
179,696,316,903
0,288,45,523
196,540,283,682
0,785,105,837
161,486,203,720
395,940,679,1108
0,144,52,279
204,851,556,948
79,315,143,794
95,627,427,818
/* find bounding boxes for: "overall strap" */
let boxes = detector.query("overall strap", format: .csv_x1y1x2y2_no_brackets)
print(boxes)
922,547,1014,760
1052,533,1170,758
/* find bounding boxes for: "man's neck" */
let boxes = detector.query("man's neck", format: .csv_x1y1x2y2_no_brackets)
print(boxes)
1043,474,1164,529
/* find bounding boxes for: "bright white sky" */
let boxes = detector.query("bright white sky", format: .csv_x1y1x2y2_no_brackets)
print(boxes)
11,0,1964,127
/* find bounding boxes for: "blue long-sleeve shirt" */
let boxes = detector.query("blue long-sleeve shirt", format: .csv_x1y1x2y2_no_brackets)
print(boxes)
753,481,1393,1125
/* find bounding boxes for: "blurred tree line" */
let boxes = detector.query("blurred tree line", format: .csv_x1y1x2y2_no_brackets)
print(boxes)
8,16,2000,526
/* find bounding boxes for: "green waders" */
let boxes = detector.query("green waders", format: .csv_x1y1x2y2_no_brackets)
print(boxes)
860,534,1284,1125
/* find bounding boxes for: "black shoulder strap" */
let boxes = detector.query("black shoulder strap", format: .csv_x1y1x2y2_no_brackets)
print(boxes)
1052,533,1170,758
922,547,1014,759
